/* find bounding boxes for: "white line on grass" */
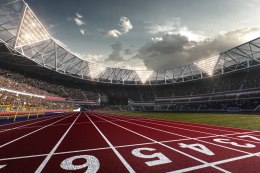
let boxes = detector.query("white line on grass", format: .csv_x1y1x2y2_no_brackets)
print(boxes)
86,113,136,173
35,112,80,173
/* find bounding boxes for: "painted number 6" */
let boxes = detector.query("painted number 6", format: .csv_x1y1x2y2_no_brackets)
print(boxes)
132,147,172,167
60,155,100,173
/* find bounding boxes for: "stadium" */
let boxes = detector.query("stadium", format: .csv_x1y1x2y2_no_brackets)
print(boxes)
0,0,259,172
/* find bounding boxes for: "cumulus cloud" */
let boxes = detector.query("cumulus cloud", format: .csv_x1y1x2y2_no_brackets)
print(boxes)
105,17,133,38
146,19,205,42
135,28,260,70
119,17,133,33
106,29,122,38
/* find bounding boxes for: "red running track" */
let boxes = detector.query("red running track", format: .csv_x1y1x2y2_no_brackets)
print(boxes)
0,111,259,173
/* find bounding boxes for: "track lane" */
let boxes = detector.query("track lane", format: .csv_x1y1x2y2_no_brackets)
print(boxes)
35,113,81,173
101,113,260,145
90,113,230,173
100,113,240,135
98,113,259,154
0,113,76,148
96,113,260,172
30,112,133,173
0,113,67,134
100,112,255,133
55,113,109,152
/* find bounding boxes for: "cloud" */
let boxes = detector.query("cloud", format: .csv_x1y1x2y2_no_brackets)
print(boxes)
151,37,163,42
119,17,133,33
68,12,87,36
106,29,122,38
105,17,133,38
146,18,180,34
124,49,133,55
146,19,205,42
107,41,124,61
134,28,260,70
75,12,83,19
74,17,85,26
80,29,85,35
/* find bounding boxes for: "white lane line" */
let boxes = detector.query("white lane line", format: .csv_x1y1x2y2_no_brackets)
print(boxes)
0,154,48,161
0,131,254,162
0,113,76,148
105,112,258,133
8,119,127,130
99,114,255,155
167,152,260,173
103,113,239,133
86,113,136,173
104,114,260,144
0,165,6,169
35,113,80,173
92,114,230,173
0,114,66,133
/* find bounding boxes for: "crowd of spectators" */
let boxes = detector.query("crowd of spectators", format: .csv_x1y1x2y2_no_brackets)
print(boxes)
0,68,99,100
0,90,75,111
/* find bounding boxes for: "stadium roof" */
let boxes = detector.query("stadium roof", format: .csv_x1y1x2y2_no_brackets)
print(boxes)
0,0,260,85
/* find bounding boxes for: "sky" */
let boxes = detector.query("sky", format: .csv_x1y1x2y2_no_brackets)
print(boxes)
25,0,260,70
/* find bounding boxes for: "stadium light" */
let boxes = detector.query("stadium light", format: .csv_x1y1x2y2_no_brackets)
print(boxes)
136,70,153,83
194,55,219,76
14,6,50,48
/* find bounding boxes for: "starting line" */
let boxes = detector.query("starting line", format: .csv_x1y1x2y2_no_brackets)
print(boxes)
0,112,259,173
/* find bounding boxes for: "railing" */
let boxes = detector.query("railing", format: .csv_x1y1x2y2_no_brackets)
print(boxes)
0,105,46,121
0,105,73,122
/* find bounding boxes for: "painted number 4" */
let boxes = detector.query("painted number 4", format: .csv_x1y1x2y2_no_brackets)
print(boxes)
132,147,172,166
60,155,100,173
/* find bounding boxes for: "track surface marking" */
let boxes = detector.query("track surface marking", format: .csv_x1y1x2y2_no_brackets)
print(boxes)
0,111,259,172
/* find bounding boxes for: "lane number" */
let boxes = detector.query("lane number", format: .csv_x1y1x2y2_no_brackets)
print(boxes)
238,135,260,141
60,155,100,173
213,138,256,148
179,143,215,156
132,147,172,167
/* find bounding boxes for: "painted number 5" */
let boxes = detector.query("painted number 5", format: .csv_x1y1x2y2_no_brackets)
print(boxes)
60,155,100,173
132,147,172,167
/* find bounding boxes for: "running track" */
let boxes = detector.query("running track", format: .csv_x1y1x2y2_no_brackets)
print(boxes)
0,112,259,173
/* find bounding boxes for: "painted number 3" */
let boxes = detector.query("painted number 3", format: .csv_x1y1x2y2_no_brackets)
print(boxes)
60,155,100,173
